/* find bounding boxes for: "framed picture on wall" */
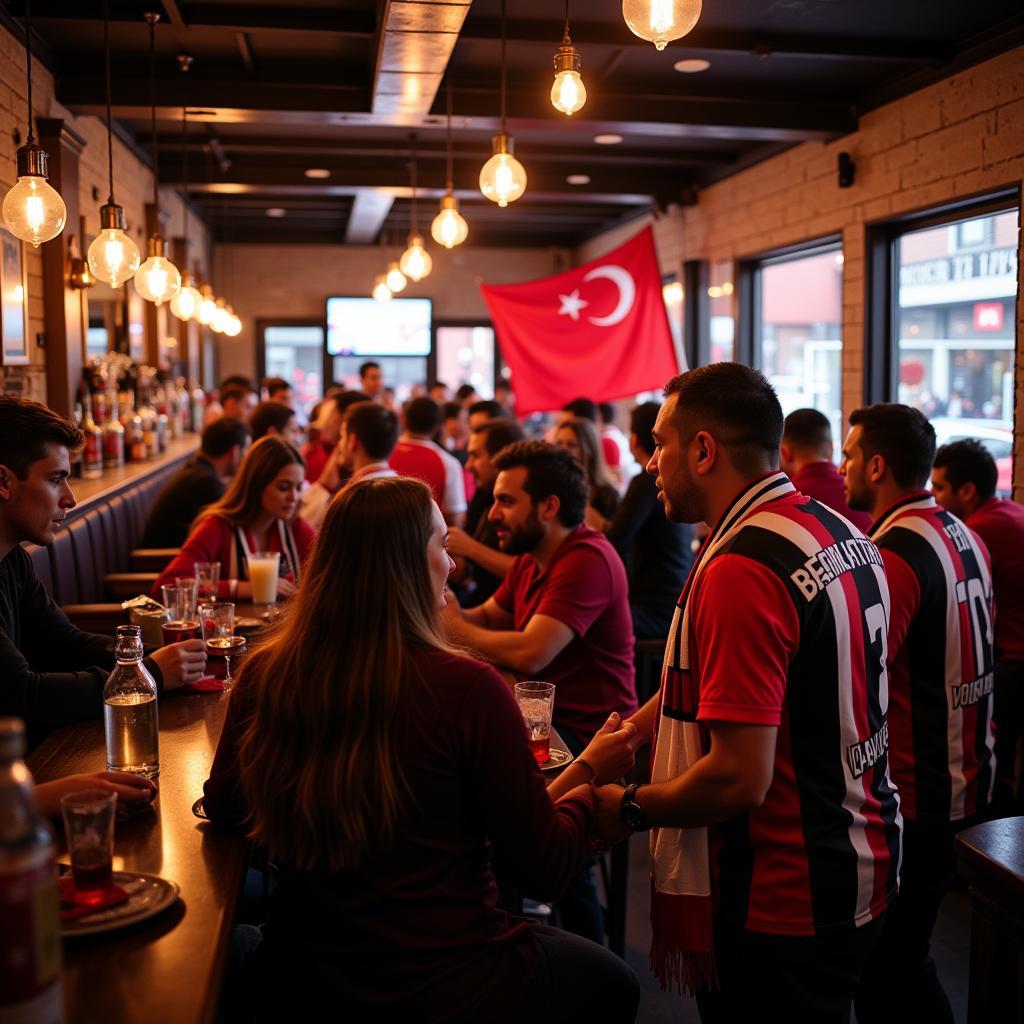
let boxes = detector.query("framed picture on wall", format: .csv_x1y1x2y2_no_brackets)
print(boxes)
0,227,29,365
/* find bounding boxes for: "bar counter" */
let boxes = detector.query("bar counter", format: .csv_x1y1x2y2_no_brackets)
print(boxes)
28,691,247,1024
69,435,199,516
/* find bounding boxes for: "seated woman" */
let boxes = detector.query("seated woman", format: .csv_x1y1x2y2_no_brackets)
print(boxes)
554,417,620,532
203,477,639,1023
152,436,314,601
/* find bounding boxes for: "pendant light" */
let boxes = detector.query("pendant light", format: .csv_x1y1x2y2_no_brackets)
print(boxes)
87,2,141,285
431,79,469,249
197,283,217,325
551,1,586,116
479,0,526,207
399,135,432,282
133,12,181,306
385,260,408,293
622,0,702,51
169,105,201,321
372,274,393,302
2,0,67,247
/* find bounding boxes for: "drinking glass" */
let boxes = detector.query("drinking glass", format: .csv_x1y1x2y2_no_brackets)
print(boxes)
248,551,281,609
515,681,555,765
161,583,200,643
194,561,221,603
200,601,246,688
61,789,117,902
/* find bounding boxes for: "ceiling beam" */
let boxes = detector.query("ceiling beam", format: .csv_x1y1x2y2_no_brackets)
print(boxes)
159,0,188,33
345,191,396,244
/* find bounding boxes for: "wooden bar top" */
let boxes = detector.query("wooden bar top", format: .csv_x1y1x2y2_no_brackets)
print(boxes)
956,816,1024,909
28,690,247,1024
69,435,199,513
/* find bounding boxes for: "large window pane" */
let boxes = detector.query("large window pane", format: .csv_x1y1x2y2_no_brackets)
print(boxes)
263,325,324,415
756,248,843,440
895,208,1018,492
436,326,495,398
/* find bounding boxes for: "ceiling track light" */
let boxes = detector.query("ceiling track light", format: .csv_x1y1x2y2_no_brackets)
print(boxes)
551,1,586,116
134,12,181,306
87,0,141,286
431,78,469,249
479,0,526,207
622,0,703,51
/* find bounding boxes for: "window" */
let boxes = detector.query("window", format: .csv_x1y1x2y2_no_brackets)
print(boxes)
260,324,324,415
894,208,1017,429
708,259,735,363
747,243,844,441
435,325,495,398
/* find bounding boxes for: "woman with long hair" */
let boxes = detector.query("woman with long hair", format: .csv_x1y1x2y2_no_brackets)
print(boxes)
555,417,620,531
152,435,314,600
203,477,639,1022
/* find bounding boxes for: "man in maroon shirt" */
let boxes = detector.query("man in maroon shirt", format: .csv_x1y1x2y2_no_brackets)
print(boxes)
444,440,636,943
932,437,1024,815
780,407,873,532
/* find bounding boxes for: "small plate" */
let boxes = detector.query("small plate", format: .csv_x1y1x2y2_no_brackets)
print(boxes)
539,747,573,772
60,871,180,937
234,616,263,631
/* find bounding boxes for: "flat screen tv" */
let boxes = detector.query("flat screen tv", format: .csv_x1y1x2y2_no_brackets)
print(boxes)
325,296,432,356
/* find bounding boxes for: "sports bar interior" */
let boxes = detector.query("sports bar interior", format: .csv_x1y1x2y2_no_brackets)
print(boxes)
0,1,1023,1022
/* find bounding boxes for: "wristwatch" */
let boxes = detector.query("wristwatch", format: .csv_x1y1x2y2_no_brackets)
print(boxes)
619,783,650,832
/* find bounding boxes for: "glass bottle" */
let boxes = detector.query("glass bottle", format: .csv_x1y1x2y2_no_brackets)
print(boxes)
102,626,159,778
103,415,125,470
81,406,103,480
0,718,62,1024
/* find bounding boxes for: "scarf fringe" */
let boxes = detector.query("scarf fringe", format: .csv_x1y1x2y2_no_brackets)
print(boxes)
649,942,716,997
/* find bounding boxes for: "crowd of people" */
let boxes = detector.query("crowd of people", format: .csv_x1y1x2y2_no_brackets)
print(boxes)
1,354,1022,1023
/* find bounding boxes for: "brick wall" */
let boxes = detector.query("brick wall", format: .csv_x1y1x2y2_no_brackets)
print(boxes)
578,46,1024,498
0,20,209,402
211,242,570,382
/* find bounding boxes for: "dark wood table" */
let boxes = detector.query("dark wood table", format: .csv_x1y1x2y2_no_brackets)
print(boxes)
27,690,248,1024
955,816,1024,1023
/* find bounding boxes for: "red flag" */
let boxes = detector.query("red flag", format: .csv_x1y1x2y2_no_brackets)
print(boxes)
480,226,679,416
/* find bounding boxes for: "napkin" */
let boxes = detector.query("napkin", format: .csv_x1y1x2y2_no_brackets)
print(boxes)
182,675,224,692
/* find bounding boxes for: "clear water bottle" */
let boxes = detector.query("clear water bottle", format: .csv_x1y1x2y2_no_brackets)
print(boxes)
103,626,160,778
0,718,62,1024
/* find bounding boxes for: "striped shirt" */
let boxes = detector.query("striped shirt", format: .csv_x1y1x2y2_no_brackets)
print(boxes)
870,492,995,822
686,476,901,935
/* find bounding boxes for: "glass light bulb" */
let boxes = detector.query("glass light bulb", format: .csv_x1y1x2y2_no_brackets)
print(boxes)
621,0,702,50
170,282,201,321
385,261,408,293
224,310,242,337
551,70,587,115
399,234,432,282
87,228,141,287
198,290,217,325
480,139,527,208
372,274,392,302
2,174,67,247
211,300,231,334
431,197,469,249
134,254,181,305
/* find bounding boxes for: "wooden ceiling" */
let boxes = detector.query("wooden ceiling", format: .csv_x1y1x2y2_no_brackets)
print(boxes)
9,0,1024,247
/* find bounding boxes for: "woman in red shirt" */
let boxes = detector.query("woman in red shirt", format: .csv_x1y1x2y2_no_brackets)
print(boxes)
204,477,639,1022
152,436,315,600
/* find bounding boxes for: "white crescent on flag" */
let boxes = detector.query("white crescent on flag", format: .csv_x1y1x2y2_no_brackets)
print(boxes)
582,264,636,327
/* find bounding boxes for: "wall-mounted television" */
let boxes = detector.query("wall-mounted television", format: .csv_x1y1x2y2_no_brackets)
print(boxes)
325,296,432,356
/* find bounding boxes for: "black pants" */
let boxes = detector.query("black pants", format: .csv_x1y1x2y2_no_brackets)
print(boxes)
696,915,884,1023
992,659,1024,817
854,816,961,1024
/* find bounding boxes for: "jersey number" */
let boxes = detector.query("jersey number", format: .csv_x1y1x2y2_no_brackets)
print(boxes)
955,578,994,679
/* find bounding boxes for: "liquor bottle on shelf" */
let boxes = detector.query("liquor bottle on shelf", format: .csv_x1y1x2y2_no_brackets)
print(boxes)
81,406,103,480
190,382,206,433
103,626,159,779
128,413,146,463
69,404,84,479
103,414,125,470
0,718,63,1024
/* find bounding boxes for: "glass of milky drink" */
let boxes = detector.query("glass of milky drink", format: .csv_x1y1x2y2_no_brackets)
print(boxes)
248,551,281,609
515,681,556,765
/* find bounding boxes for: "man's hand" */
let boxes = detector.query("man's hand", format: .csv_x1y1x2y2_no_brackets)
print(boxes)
441,586,465,623
591,783,630,847
150,639,207,690
35,770,158,819
579,712,637,784
446,526,477,559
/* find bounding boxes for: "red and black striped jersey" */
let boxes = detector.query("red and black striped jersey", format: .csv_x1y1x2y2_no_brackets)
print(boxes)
687,475,902,936
870,492,995,823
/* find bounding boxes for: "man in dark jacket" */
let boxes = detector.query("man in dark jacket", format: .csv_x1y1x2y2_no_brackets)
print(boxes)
140,418,248,547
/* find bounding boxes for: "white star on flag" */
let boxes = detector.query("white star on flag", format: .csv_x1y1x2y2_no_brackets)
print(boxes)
557,289,589,320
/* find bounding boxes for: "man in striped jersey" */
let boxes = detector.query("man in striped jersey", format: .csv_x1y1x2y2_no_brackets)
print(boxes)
841,403,995,1023
593,364,901,1021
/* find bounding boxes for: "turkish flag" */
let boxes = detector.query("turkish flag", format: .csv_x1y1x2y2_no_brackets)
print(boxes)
480,226,680,415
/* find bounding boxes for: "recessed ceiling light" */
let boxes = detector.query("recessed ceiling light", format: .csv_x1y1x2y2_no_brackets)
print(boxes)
304,168,330,179
594,133,623,145
673,59,710,73
265,207,286,218
567,174,591,185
